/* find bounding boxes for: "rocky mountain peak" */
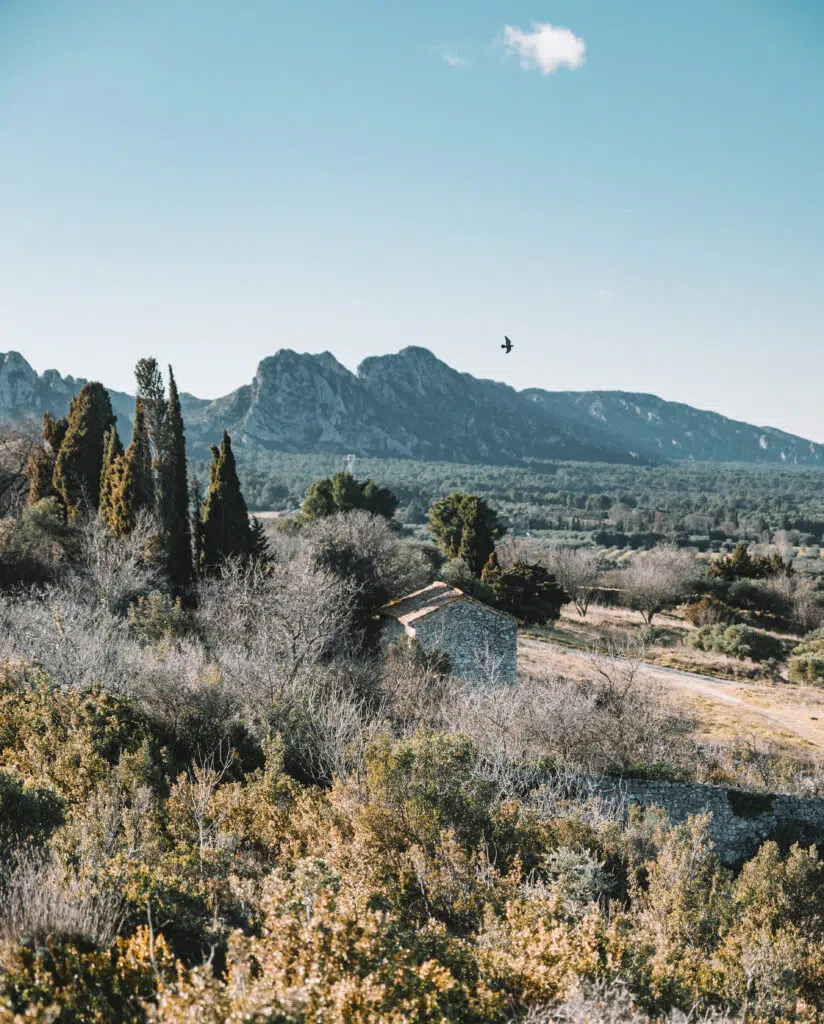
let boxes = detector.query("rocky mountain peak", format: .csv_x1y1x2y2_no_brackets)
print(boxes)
1,347,821,467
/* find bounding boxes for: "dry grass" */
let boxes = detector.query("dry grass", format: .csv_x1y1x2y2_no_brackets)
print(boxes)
518,635,824,767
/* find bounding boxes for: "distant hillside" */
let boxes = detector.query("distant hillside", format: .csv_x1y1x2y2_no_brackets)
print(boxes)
523,389,824,465
2,347,822,467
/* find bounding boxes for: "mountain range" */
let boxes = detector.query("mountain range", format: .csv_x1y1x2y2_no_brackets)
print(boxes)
1,347,821,468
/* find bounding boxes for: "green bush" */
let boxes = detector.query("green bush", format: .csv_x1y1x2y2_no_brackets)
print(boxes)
788,654,824,685
687,624,787,662
481,558,568,625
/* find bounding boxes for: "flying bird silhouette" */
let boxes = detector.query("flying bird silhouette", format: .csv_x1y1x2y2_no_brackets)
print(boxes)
501,336,513,354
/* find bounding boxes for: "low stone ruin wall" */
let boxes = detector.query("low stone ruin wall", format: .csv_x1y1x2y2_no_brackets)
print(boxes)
584,775,824,866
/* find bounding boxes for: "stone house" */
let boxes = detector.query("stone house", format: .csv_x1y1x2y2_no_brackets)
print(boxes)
379,581,517,683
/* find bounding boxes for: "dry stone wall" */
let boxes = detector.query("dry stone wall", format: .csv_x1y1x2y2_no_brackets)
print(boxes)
581,774,824,866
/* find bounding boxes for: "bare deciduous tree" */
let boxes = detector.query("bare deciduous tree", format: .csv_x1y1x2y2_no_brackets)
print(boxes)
617,544,699,625
545,546,603,618
72,510,162,614
197,554,359,709
768,571,823,634
0,417,40,515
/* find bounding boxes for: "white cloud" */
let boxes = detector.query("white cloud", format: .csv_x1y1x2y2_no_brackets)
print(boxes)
429,43,471,69
501,22,585,75
595,289,612,303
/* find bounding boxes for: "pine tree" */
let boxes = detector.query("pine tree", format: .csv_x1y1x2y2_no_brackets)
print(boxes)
98,426,125,527
300,478,337,521
429,493,504,575
457,496,494,575
161,367,193,592
52,383,116,518
249,516,270,560
200,430,253,573
360,478,398,519
483,559,568,625
299,472,398,522
330,471,363,512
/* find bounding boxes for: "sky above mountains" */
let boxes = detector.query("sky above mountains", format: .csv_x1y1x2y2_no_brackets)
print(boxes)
1,1,822,440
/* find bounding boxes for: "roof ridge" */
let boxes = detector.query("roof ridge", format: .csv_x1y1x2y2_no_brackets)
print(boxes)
379,580,516,622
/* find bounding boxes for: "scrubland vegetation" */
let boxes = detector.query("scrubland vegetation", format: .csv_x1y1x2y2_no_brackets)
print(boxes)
2,380,824,1021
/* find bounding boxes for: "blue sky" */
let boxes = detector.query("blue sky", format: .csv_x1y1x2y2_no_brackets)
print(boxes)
1,1,822,439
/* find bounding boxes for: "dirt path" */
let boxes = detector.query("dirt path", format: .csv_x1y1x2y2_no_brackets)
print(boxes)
518,636,824,755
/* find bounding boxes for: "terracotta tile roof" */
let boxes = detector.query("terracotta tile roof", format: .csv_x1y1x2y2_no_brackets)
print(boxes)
379,581,515,627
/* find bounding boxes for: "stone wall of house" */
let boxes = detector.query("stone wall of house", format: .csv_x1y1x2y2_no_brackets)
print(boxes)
413,601,517,683
576,774,824,866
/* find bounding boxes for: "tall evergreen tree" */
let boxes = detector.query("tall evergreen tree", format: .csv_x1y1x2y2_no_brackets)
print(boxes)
161,367,193,592
52,383,116,518
127,398,155,516
200,430,253,573
428,492,505,574
98,426,124,527
134,357,167,463
26,413,68,506
190,477,205,576
249,516,270,561
106,401,159,538
457,496,495,575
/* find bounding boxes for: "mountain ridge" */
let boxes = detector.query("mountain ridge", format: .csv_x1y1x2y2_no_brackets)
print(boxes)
1,347,821,468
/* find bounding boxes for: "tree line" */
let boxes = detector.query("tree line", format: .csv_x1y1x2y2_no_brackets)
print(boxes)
25,360,263,597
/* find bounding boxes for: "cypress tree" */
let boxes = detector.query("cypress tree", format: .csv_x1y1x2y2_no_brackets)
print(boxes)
200,429,252,573
52,383,116,518
27,413,69,507
190,477,205,576
98,426,125,527
134,357,167,462
127,398,155,516
107,400,161,538
161,367,193,592
480,550,499,583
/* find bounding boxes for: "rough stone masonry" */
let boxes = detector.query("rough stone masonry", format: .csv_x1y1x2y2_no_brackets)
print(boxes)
584,775,824,866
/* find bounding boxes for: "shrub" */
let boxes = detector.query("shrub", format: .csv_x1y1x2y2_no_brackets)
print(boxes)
128,593,192,646
724,579,790,619
482,559,568,625
683,596,734,627
787,633,824,685
788,655,824,685
687,624,787,663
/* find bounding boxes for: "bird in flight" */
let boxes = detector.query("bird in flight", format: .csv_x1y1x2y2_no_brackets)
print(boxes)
501,336,513,354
